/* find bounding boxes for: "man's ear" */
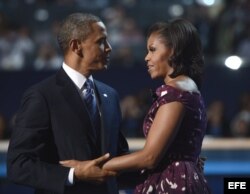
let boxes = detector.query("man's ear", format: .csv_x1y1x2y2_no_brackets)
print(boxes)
69,39,83,57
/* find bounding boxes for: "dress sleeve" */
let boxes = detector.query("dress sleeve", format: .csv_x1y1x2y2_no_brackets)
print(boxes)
157,87,183,106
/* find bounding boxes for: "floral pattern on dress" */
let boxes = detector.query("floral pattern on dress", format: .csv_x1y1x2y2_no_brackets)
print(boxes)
134,85,211,194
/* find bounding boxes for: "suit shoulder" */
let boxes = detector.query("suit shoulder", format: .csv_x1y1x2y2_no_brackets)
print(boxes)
94,80,118,94
25,74,57,94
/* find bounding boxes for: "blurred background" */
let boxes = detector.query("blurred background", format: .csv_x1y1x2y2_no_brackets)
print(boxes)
0,0,250,193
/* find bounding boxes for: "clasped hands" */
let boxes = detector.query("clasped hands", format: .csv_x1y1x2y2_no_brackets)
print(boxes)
60,153,116,184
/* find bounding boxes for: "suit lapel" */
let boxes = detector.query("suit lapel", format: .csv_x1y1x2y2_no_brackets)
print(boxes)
56,69,97,149
94,81,110,155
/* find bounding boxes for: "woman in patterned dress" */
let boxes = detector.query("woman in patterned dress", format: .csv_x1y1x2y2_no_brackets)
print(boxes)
102,18,211,194
103,18,211,193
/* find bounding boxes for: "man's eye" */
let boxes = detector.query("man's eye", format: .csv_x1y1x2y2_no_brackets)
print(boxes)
149,48,155,52
98,39,105,44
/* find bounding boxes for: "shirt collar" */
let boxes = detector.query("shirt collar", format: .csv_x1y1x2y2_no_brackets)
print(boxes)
62,62,93,89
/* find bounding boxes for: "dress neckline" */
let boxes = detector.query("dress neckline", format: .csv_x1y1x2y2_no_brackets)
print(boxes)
155,84,201,98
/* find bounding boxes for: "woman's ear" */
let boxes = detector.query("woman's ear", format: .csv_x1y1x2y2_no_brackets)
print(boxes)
69,39,83,57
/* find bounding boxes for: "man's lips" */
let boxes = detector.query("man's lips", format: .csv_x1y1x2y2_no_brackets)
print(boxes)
104,56,110,63
147,64,154,71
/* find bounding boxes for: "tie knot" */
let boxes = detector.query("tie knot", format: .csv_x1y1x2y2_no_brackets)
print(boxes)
84,79,94,90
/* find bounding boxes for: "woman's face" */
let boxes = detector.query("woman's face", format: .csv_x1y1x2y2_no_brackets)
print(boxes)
145,33,173,80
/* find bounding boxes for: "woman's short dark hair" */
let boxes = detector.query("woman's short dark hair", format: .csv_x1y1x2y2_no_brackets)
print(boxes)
57,13,101,54
147,19,204,89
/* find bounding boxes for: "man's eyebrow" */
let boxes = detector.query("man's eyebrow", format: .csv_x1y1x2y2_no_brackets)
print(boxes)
96,36,106,42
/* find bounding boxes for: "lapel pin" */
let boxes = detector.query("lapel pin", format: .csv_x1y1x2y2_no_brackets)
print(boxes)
103,93,108,97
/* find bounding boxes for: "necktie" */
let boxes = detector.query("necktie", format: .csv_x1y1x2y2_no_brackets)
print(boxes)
83,79,100,139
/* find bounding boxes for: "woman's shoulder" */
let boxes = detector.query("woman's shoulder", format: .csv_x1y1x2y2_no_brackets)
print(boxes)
167,77,200,94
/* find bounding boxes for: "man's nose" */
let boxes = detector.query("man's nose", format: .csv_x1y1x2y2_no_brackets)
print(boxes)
105,41,112,52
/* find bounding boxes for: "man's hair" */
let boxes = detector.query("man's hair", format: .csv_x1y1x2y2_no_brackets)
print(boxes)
147,19,204,89
57,13,101,54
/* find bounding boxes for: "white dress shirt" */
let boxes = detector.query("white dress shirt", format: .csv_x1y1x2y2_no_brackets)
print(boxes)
62,62,94,90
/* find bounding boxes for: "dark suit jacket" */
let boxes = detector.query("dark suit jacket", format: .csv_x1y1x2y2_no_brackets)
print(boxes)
7,69,129,194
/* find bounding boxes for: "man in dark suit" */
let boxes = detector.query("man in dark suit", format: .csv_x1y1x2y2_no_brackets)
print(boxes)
7,13,129,194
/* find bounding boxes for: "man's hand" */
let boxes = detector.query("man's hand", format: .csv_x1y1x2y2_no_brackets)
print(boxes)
60,153,117,184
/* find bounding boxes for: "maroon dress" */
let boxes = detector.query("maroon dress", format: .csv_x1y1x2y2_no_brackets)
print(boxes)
134,85,211,194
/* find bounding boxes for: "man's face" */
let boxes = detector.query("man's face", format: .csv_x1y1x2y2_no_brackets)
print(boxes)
80,21,112,75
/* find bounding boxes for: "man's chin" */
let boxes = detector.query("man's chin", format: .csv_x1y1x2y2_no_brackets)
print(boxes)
93,62,109,71
103,62,110,69
104,64,109,69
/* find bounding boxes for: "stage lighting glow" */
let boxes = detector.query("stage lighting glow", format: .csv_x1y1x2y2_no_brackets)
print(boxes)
34,9,49,22
168,4,184,17
224,56,242,70
196,0,215,6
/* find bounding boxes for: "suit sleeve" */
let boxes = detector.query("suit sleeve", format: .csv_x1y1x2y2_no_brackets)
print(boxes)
117,131,129,155
7,88,69,194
